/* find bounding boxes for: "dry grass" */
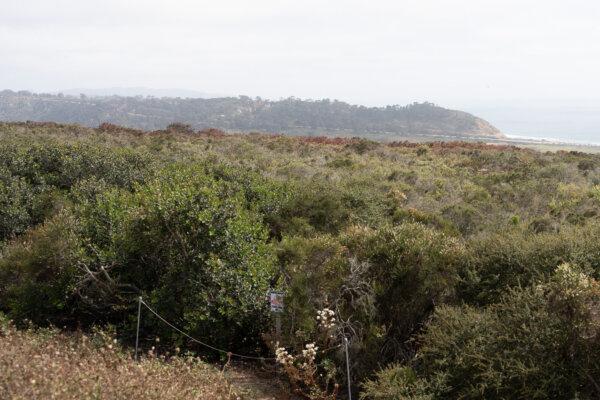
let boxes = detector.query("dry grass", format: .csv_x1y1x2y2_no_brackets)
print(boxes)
0,320,242,400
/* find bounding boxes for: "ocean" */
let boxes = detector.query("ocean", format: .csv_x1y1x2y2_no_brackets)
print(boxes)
466,104,600,146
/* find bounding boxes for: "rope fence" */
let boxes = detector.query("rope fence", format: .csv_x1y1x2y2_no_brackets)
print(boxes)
134,296,352,398
136,297,276,361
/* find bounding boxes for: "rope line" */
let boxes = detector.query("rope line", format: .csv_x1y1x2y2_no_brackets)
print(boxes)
140,299,276,361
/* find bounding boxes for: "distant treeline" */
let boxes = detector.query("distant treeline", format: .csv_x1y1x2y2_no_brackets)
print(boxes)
0,90,502,138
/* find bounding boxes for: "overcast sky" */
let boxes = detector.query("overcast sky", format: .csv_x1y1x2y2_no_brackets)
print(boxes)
2,0,600,139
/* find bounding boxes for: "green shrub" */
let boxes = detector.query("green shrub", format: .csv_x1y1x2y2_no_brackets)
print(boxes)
361,365,437,400
441,203,481,235
77,164,277,350
457,229,571,305
277,235,349,345
344,223,464,360
0,139,154,243
0,140,152,190
276,232,384,384
281,182,351,234
346,138,379,155
391,207,458,235
404,265,599,400
1,164,278,352
166,122,194,134
0,168,36,241
0,211,86,325
458,224,600,305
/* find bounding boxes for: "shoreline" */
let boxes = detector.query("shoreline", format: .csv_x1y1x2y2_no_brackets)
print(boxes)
503,134,600,148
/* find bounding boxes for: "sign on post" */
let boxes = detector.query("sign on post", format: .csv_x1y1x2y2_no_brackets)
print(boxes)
269,290,285,313
269,290,284,341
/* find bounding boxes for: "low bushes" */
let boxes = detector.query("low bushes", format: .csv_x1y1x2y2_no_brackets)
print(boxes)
0,211,85,325
458,224,600,306
1,165,278,352
362,264,600,399
343,224,464,361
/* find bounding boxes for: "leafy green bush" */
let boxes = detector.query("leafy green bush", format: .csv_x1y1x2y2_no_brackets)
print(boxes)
344,223,464,361
458,224,600,305
280,182,351,234
0,141,153,190
276,235,350,343
77,164,277,349
391,207,458,235
0,211,86,325
457,229,569,305
276,232,385,389
441,203,481,235
0,139,154,243
1,164,278,352
0,168,36,241
364,265,600,400
361,365,437,400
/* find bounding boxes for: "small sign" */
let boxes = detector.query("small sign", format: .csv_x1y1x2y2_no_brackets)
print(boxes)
269,291,285,313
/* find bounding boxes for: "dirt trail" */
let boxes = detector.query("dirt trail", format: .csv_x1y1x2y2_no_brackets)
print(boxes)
224,363,295,400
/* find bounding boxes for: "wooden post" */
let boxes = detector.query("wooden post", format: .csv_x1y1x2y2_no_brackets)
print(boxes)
344,337,352,400
275,313,282,341
135,296,142,361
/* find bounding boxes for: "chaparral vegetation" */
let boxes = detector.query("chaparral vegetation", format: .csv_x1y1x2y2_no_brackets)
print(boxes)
1,121,600,399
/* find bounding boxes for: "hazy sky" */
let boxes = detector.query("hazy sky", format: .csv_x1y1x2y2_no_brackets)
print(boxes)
2,0,600,139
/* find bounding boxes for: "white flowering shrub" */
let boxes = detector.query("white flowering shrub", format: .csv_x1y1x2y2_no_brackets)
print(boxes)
544,263,600,338
273,310,341,400
275,346,294,366
317,308,336,330
552,263,592,300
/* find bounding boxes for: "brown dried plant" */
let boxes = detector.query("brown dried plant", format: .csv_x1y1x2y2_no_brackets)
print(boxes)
0,320,241,400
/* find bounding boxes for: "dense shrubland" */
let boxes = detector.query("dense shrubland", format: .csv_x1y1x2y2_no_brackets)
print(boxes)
1,121,600,399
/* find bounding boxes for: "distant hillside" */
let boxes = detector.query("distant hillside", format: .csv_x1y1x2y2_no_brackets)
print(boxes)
57,87,223,99
0,90,503,138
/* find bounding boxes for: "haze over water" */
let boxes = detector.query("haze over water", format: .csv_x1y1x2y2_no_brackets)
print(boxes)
466,104,600,145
